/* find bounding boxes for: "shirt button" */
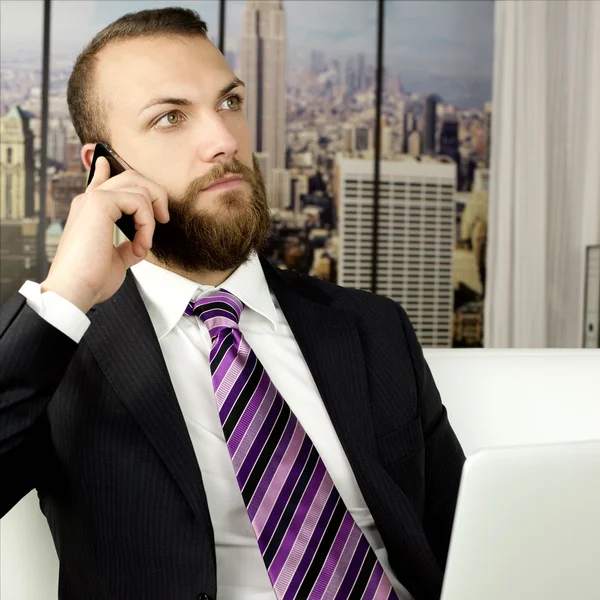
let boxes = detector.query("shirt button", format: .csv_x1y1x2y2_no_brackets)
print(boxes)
198,594,213,600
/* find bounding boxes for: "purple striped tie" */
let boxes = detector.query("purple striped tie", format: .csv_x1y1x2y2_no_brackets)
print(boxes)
186,290,399,600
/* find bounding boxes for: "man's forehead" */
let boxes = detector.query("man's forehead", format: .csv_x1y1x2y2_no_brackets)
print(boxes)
95,35,231,108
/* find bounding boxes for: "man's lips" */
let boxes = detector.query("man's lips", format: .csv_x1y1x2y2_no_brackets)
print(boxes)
202,175,245,192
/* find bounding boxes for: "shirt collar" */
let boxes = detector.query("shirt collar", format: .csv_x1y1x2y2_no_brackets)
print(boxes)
130,252,278,340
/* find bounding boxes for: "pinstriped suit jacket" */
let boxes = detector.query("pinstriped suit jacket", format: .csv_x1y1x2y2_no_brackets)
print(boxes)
0,257,464,600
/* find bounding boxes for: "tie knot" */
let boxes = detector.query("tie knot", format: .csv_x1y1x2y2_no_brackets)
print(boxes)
185,290,244,336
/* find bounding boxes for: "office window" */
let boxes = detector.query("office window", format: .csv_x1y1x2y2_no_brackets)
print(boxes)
379,0,493,347
226,0,377,284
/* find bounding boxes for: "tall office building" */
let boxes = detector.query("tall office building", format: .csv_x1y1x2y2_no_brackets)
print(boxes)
254,151,272,200
0,106,35,219
291,173,309,214
0,106,37,303
356,53,366,91
337,154,456,347
405,109,416,135
271,168,291,210
64,138,84,173
342,125,354,155
48,118,67,166
381,126,393,158
240,0,286,174
354,126,371,152
51,171,87,223
344,56,356,93
396,99,405,153
407,130,421,157
439,117,459,163
423,95,438,155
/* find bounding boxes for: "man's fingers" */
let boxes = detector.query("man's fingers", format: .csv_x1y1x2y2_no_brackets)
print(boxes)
113,192,155,254
115,240,146,269
87,155,111,191
95,170,170,223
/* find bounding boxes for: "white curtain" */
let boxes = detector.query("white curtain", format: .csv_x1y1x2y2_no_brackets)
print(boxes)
485,0,600,347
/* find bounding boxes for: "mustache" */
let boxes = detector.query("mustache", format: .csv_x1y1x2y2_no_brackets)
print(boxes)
171,155,265,208
194,158,254,192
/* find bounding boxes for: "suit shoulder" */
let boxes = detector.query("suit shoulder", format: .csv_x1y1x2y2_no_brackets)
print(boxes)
279,269,403,320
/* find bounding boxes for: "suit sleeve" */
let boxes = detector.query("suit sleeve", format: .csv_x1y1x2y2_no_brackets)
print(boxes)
0,292,79,516
397,304,466,570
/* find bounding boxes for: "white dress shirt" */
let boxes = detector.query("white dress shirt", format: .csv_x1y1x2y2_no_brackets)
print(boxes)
19,253,412,600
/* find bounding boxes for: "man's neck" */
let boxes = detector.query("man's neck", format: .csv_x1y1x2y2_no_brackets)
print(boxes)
145,253,236,288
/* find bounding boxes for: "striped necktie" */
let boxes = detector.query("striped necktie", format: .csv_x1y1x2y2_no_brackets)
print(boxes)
186,290,399,600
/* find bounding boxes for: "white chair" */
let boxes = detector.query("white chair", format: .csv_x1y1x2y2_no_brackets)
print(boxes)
425,349,600,456
2,349,599,599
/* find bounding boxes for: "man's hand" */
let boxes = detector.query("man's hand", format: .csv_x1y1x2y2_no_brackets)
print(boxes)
41,156,170,313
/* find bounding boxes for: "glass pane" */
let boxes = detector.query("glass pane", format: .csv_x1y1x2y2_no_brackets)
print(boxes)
0,0,44,304
225,0,378,283
381,0,494,347
45,0,220,259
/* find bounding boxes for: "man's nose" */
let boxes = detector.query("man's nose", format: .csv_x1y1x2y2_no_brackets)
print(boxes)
197,113,239,163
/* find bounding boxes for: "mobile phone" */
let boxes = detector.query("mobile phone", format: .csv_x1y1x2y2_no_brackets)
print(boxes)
87,142,137,241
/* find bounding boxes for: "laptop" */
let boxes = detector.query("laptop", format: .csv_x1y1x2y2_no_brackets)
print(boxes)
440,440,600,600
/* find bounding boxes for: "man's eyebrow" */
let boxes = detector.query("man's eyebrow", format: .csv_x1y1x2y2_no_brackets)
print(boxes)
139,97,192,115
138,78,246,115
218,77,245,98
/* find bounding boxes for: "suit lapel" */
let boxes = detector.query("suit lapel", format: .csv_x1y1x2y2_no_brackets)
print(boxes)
82,271,212,530
260,258,379,480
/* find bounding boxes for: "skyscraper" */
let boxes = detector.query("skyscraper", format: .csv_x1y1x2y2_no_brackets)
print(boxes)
342,125,354,155
0,106,37,303
354,126,370,152
51,171,87,223
356,53,366,91
405,109,416,135
271,168,291,210
344,56,356,93
381,126,393,158
423,95,438,155
439,117,459,163
396,99,405,153
337,154,456,347
240,0,286,178
407,130,421,157
48,118,67,167
0,106,35,219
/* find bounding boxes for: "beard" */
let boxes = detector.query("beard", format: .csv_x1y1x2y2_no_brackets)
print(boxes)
150,154,272,273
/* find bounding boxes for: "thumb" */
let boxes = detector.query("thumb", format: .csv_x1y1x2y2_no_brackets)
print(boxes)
87,155,111,190
115,239,147,270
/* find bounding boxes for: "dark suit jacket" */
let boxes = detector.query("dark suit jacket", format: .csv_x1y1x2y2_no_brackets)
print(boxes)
0,257,465,600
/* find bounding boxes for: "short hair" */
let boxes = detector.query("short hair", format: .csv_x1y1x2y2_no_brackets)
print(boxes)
67,7,209,145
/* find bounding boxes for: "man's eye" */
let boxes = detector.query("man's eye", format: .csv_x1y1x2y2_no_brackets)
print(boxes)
155,111,181,128
221,94,244,111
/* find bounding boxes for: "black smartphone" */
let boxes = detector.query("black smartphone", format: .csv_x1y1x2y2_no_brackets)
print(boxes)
87,142,137,242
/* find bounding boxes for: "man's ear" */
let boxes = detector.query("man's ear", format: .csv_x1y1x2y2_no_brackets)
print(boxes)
81,143,96,170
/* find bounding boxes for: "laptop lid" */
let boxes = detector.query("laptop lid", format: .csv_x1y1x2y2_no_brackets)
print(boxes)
441,440,600,600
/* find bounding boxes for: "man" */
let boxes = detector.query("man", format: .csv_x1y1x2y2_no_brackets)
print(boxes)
0,7,464,600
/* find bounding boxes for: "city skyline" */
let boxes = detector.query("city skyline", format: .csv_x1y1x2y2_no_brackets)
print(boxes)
0,0,493,346
1,0,493,110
